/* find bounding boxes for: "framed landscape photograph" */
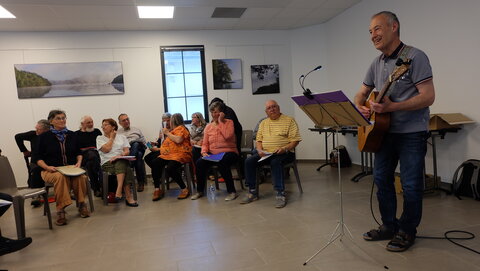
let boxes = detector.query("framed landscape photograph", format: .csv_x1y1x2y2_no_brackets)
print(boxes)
14,61,124,99
251,64,279,95
212,59,243,89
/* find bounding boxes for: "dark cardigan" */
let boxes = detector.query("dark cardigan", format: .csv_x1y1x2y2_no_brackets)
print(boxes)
35,130,81,167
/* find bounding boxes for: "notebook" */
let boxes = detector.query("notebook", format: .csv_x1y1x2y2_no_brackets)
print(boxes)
56,165,86,176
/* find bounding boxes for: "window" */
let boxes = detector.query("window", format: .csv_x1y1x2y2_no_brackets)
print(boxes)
160,45,208,122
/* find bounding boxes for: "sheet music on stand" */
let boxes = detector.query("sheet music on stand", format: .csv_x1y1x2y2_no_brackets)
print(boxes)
291,90,370,127
292,90,370,266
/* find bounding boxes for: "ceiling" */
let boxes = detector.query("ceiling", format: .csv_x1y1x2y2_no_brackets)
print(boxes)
0,0,361,32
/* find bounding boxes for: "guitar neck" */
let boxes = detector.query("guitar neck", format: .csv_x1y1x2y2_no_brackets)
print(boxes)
374,80,393,103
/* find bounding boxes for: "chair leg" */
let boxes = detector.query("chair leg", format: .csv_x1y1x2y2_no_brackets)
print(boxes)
132,178,138,201
292,163,303,193
86,182,95,212
12,196,26,239
42,192,53,230
102,172,108,206
213,169,220,190
184,163,193,193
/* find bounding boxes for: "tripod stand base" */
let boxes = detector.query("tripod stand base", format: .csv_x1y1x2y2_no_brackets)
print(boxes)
303,221,354,265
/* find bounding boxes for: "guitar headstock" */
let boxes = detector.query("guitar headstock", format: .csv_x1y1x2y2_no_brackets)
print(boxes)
388,58,411,82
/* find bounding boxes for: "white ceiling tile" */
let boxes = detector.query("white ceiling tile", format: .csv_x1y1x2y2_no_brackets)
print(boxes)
0,0,358,31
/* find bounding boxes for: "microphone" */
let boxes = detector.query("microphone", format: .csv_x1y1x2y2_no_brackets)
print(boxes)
300,65,322,99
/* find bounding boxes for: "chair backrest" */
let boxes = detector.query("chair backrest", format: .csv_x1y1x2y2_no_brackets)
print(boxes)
240,130,254,151
0,156,19,190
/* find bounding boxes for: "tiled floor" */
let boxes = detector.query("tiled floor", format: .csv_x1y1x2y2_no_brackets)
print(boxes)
1,162,480,270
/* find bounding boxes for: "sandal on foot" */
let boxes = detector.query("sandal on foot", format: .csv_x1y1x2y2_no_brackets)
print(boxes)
363,225,394,241
386,232,415,252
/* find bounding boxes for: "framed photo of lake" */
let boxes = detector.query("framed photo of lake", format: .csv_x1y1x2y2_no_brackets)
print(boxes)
14,61,124,99
212,59,243,89
251,64,280,95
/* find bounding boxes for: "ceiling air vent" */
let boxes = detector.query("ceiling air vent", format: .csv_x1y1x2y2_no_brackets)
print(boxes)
211,8,246,18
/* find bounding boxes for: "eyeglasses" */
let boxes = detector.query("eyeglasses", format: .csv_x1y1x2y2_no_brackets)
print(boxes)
266,105,279,110
120,118,129,122
53,116,66,121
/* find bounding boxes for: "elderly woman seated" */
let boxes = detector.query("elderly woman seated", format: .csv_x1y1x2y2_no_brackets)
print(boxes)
189,112,207,164
191,101,239,201
36,109,90,226
150,113,192,201
97,118,138,207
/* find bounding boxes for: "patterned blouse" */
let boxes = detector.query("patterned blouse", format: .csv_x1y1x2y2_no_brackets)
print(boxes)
159,125,192,163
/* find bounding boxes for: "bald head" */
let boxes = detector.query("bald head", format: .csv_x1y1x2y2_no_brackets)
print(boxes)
265,100,281,120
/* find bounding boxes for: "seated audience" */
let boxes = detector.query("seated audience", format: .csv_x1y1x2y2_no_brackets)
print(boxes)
150,113,192,201
241,100,301,208
35,109,90,226
117,114,147,192
0,192,33,256
189,112,207,164
145,112,171,168
76,115,102,197
191,101,239,201
97,118,138,207
14,119,50,207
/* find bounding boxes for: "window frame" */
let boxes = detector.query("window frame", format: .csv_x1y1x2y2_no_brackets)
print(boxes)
160,45,209,123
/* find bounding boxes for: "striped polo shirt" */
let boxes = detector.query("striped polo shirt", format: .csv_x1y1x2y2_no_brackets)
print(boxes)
256,114,302,153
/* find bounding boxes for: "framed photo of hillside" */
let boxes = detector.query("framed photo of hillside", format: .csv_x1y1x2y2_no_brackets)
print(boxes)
212,59,243,89
251,64,279,95
14,61,124,99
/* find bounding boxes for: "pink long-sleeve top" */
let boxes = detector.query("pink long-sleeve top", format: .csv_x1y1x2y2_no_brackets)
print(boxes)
201,119,238,155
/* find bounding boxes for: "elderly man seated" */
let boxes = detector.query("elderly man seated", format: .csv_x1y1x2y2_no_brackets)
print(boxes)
117,113,147,192
76,115,102,197
241,100,301,208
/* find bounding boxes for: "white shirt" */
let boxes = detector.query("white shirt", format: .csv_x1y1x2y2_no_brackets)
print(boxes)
96,134,130,165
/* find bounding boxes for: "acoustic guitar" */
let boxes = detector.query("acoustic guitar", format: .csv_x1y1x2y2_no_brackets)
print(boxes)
357,59,411,152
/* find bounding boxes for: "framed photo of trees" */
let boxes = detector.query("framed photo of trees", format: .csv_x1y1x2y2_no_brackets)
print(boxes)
251,64,279,95
212,59,243,89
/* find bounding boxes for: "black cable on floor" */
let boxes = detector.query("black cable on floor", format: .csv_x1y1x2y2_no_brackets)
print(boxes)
368,179,480,254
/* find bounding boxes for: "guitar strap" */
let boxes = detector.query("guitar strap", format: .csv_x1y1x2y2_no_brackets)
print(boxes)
385,45,412,97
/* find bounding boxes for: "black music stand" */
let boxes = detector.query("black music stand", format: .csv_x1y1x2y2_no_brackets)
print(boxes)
291,90,370,265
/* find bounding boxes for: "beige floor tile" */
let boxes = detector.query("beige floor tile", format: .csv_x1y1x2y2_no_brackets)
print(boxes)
1,163,479,270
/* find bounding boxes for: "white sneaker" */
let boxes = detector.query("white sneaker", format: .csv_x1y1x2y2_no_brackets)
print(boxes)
224,193,238,201
190,192,203,200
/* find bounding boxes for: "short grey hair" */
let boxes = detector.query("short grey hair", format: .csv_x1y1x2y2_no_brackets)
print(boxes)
162,112,172,119
37,119,50,130
373,11,400,36
209,101,224,112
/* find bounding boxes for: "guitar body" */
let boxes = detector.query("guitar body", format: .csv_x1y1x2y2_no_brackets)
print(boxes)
357,92,390,153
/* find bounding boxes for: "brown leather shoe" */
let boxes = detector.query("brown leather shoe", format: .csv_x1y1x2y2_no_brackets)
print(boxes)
137,183,145,192
152,189,164,201
177,188,189,200
56,211,67,226
78,203,90,218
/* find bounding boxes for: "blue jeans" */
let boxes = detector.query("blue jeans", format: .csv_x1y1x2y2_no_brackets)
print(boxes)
129,142,146,185
374,131,428,235
244,152,295,193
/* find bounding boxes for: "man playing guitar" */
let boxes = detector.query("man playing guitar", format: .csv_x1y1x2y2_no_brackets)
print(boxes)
354,11,435,252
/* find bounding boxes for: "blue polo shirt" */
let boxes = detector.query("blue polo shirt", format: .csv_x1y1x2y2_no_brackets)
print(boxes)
363,43,433,133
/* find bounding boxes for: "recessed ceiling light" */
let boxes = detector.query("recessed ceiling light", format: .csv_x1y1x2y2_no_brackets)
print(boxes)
0,5,16,18
137,6,174,19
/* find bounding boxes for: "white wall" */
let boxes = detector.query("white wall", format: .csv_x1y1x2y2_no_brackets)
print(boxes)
2,0,479,186
290,0,480,183
0,30,293,186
